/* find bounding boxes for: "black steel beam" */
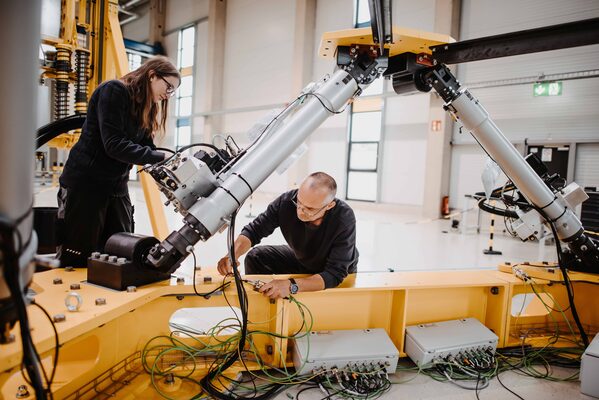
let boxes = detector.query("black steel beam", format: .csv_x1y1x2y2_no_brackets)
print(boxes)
430,17,599,64
368,0,392,53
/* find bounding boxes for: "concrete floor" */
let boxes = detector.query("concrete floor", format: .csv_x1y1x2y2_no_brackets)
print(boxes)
274,366,589,400
33,182,592,400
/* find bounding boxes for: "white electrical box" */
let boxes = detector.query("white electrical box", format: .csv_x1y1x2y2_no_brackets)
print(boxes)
405,318,498,366
291,328,399,374
581,334,599,398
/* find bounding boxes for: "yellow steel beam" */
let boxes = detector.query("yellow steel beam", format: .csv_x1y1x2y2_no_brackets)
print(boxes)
139,170,169,240
318,26,454,59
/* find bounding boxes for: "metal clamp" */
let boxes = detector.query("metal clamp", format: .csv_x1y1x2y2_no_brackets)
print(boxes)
65,292,83,312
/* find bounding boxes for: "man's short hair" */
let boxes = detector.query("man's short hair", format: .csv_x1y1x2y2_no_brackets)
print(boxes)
306,172,337,200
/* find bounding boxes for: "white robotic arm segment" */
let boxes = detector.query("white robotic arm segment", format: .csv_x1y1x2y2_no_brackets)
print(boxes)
421,64,598,273
145,69,359,272
448,89,583,241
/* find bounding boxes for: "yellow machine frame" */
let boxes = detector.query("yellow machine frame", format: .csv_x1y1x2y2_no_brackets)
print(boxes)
0,266,597,399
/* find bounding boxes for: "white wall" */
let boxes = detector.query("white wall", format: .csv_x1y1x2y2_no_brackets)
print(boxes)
164,0,209,32
381,94,430,205
121,6,151,42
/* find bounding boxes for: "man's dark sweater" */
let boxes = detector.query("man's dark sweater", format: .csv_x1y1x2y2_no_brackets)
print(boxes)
241,189,359,288
60,80,164,195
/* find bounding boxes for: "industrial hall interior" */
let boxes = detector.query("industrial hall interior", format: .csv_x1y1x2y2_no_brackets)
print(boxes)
2,0,599,399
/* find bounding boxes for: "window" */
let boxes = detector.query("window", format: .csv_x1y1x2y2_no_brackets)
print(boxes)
175,25,195,149
346,109,382,201
127,52,143,72
354,0,371,28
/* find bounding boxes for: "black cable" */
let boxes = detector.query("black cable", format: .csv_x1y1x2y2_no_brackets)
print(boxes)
549,222,589,347
199,209,281,400
0,217,47,399
477,197,519,219
139,142,227,173
295,384,319,400
190,251,231,298
538,207,589,347
29,301,59,397
155,147,176,154
175,142,223,154
301,92,348,115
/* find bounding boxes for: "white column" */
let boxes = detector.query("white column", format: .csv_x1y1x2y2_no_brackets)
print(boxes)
286,0,317,188
422,0,461,218
202,0,227,142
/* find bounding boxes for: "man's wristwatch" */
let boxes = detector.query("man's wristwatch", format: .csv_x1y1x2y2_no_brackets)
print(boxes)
289,278,299,295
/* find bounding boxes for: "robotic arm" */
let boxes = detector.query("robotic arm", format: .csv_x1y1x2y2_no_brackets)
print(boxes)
419,63,598,273
88,46,388,290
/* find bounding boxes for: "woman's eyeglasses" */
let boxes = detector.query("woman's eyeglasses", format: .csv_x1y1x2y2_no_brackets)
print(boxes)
159,75,176,97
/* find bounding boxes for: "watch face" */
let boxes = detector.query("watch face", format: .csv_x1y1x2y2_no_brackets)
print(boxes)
290,283,299,294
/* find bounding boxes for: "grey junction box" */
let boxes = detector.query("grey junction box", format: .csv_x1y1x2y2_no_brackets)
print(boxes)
581,333,599,398
291,328,399,374
405,318,498,366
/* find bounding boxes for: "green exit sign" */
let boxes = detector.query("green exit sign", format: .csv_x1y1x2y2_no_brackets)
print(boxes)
533,81,562,96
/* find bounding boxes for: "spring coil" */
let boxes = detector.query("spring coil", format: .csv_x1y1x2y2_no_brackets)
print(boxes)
74,49,90,114
55,44,72,120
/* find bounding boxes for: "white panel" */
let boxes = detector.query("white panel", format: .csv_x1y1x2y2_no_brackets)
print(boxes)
459,46,599,83
121,5,151,42
380,125,427,205
307,127,348,199
392,0,437,32
161,31,180,147
461,0,599,39
385,93,431,125
258,169,289,195
455,0,599,145
223,0,295,109
449,145,488,209
165,0,209,32
312,0,354,81
41,0,61,38
575,144,599,190
194,21,209,113
223,109,280,137
452,77,599,144
37,83,52,128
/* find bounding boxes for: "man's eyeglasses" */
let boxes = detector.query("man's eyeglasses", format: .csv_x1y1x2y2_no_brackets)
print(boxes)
291,193,330,218
159,75,176,97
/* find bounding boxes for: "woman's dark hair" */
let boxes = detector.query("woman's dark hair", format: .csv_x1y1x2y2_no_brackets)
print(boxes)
121,55,180,138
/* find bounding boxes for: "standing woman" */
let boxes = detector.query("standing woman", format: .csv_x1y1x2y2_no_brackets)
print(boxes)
57,56,180,267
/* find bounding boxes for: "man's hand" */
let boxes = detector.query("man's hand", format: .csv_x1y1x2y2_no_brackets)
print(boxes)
258,279,291,300
217,255,239,276
217,235,252,276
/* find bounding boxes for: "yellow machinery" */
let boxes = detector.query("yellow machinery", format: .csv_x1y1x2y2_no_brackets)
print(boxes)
0,266,597,398
39,0,169,239
1,16,597,397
